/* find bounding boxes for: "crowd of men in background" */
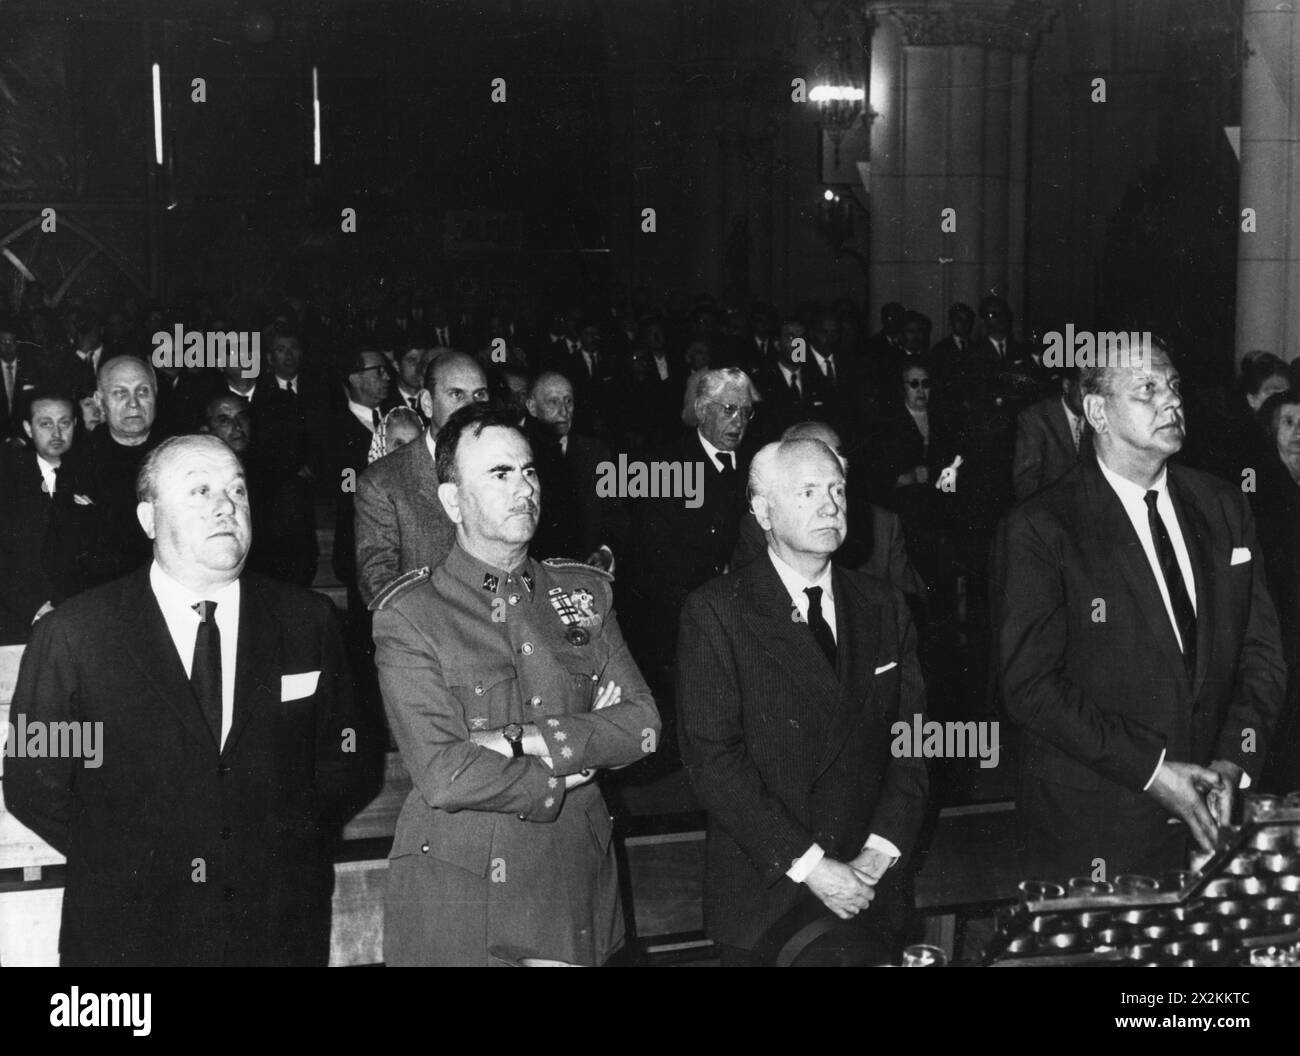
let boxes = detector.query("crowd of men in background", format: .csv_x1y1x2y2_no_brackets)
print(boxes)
1,290,1297,790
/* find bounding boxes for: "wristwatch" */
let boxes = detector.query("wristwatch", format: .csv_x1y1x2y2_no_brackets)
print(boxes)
503,723,525,758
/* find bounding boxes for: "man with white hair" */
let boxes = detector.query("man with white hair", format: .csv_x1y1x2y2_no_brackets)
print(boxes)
626,367,758,685
678,437,929,965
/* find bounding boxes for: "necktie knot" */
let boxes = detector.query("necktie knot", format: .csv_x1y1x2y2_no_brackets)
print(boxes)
802,586,836,668
1144,489,1159,512
804,585,822,609
192,600,218,623
718,451,735,472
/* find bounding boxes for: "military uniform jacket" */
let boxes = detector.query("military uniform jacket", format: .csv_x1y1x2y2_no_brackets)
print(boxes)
373,543,660,966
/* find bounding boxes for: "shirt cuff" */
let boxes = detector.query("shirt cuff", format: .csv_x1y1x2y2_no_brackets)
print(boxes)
786,843,825,884
863,834,901,861
1142,748,1167,792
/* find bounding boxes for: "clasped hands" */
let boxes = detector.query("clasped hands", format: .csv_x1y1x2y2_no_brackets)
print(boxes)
1147,758,1243,854
805,847,894,920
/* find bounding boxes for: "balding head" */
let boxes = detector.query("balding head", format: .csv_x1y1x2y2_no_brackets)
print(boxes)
781,421,845,467
422,351,488,430
97,355,157,446
527,371,575,437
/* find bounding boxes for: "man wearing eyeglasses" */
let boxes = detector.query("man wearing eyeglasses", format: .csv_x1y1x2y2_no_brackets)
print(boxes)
625,368,758,756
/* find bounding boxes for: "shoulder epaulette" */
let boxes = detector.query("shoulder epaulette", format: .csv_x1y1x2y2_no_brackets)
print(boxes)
541,557,615,582
369,566,432,610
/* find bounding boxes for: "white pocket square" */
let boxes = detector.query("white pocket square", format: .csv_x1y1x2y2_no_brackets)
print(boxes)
874,661,898,675
281,671,320,701
1231,547,1251,566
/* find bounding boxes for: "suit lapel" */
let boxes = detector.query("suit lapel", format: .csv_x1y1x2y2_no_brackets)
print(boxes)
740,555,841,713
119,569,219,752
1082,460,1189,680
224,576,281,757
1047,400,1074,460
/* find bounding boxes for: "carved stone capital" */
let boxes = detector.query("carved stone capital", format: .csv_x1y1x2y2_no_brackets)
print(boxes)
872,0,1056,53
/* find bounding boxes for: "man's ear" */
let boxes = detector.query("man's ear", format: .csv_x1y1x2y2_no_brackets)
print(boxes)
419,388,434,421
136,500,157,539
437,481,462,524
1082,392,1107,434
93,391,105,413
525,396,538,419
751,494,772,531
22,421,33,440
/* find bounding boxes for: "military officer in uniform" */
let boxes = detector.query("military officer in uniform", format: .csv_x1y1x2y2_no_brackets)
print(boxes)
372,402,661,966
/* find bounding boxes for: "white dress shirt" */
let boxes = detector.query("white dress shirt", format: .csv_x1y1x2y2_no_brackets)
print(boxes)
765,547,902,880
348,399,379,434
1096,455,1200,790
653,352,670,382
277,375,299,394
811,348,835,383
778,361,801,396
150,562,241,749
696,430,733,473
425,429,437,463
36,454,58,496
228,381,257,401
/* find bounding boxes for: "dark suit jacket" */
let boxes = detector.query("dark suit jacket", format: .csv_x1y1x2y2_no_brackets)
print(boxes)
677,553,928,949
4,568,377,966
993,455,1286,875
0,449,56,642
527,423,629,563
354,433,457,608
42,428,163,603
624,431,749,667
1012,396,1090,502
331,410,379,596
752,363,833,445
0,354,40,439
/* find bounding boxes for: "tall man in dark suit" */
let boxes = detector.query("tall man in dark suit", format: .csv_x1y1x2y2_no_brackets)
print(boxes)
525,371,628,567
626,367,756,678
0,392,75,642
753,318,833,445
994,338,1286,879
1012,370,1090,502
0,315,39,441
679,437,929,965
354,351,488,608
6,435,375,965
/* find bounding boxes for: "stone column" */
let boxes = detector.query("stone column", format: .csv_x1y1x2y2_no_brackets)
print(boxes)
864,0,1053,331
1236,0,1300,366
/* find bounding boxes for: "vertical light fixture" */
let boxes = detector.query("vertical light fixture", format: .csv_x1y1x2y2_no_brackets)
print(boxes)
312,65,322,165
152,62,163,165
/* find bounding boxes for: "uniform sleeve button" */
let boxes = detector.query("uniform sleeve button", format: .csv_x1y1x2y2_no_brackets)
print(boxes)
529,696,542,707
420,843,430,854
474,684,484,695
520,642,534,655
517,814,527,821
509,594,520,605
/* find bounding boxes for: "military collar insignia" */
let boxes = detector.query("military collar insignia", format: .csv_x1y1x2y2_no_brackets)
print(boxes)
482,572,500,592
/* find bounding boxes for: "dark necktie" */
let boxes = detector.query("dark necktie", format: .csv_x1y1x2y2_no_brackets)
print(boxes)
1143,491,1197,677
804,586,836,668
191,600,222,744
372,407,381,430
789,371,800,397
718,452,735,473
408,395,419,412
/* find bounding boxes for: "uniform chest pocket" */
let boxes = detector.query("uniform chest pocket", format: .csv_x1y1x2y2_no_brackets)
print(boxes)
549,652,598,713
444,664,519,731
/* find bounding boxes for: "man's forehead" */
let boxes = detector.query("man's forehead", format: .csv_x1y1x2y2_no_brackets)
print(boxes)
460,426,530,463
161,447,243,480
440,364,485,389
104,364,152,388
31,399,74,418
714,382,750,403
777,448,843,482
538,378,572,399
